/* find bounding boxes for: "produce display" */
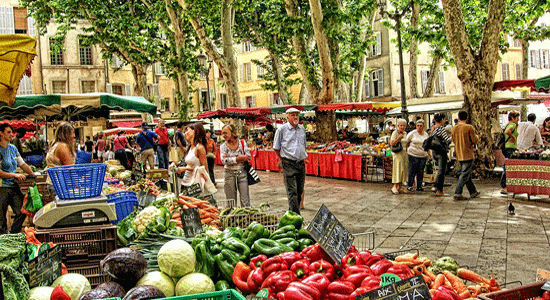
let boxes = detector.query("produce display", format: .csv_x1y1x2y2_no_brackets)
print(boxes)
129,179,161,196
511,146,550,160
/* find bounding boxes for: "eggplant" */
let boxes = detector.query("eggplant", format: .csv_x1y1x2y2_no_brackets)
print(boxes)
79,281,126,300
122,285,165,300
101,248,147,284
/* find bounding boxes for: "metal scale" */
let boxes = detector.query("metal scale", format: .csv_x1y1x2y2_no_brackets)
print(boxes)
33,194,117,228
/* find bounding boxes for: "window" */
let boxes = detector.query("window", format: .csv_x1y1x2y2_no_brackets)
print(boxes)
501,63,510,81
371,69,384,97
243,42,253,53
529,50,536,68
52,80,66,94
240,63,252,82
270,93,281,105
81,81,95,93
110,55,124,68
154,62,166,75
421,70,429,94
50,38,64,65
257,61,265,78
421,70,446,94
200,90,208,111
245,96,256,108
513,39,521,48
437,70,446,94
515,63,522,79
79,37,93,65
543,50,549,69
112,85,123,95
371,31,382,57
220,94,227,109
17,75,32,95
0,6,15,34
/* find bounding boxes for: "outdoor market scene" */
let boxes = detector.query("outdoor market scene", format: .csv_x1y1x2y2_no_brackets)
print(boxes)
1,1,550,300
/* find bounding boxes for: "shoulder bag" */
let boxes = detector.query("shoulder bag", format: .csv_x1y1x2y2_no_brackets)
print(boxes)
240,139,260,185
141,130,157,152
391,135,403,153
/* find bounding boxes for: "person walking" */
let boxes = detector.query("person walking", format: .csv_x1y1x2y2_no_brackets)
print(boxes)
406,119,430,192
220,124,251,207
206,130,217,186
45,123,76,199
173,123,208,188
540,117,550,145
430,113,452,196
517,113,543,150
174,122,187,161
274,107,307,214
451,110,480,200
0,124,35,234
85,136,93,153
96,134,106,163
154,120,171,169
136,122,159,170
390,119,408,194
114,131,131,169
500,111,519,195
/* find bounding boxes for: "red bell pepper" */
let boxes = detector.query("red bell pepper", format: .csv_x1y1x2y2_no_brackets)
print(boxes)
278,251,304,267
250,254,268,270
285,282,322,300
302,273,331,298
308,259,335,280
370,259,393,276
386,264,414,280
233,261,253,294
327,280,355,300
334,263,344,279
360,275,381,292
261,256,289,277
277,291,286,300
247,267,265,293
341,266,374,288
349,287,369,300
432,286,462,300
359,251,384,267
348,245,358,254
260,270,298,294
341,252,363,269
290,258,311,279
301,244,333,263
51,286,71,300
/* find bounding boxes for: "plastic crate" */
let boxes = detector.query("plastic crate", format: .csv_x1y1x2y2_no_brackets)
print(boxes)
47,163,107,199
217,198,238,209
26,155,44,166
66,260,109,289
353,232,375,251
75,151,92,164
479,282,544,300
35,224,117,264
106,191,138,225
220,209,283,233
161,289,246,300
383,248,419,260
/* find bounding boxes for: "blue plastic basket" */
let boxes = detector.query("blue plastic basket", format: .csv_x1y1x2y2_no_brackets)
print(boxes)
106,191,138,224
75,151,92,164
26,155,44,166
47,164,107,199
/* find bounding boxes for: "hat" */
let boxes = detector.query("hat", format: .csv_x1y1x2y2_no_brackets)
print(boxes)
286,107,301,114
141,121,149,128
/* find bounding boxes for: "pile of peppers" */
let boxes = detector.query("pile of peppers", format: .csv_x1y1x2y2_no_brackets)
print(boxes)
232,244,416,300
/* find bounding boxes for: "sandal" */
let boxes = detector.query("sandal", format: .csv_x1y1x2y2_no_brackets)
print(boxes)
391,188,399,195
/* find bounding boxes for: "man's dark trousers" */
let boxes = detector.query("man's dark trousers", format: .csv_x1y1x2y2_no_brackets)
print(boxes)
281,158,305,214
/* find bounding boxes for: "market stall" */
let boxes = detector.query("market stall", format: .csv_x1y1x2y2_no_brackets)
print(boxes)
505,149,550,199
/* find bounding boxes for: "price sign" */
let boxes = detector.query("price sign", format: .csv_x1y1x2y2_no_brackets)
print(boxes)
306,204,354,264
380,273,401,287
355,275,431,300
180,207,203,238
182,183,202,198
28,246,62,288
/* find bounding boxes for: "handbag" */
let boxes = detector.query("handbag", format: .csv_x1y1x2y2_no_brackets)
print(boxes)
391,141,403,153
206,151,217,159
240,139,260,185
191,166,218,196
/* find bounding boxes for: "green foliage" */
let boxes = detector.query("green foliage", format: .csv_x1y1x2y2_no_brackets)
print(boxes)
176,91,194,121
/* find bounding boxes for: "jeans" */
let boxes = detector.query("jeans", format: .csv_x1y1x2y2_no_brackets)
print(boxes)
500,148,516,188
408,155,427,190
0,186,26,234
224,168,250,207
282,158,306,214
207,157,216,185
433,152,448,192
454,159,478,196
157,144,169,169
115,149,130,169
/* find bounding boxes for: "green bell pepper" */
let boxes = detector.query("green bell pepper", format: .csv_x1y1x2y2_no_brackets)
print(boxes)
216,227,244,243
243,221,270,246
215,249,241,282
269,225,298,240
221,237,250,261
275,237,300,251
215,280,232,291
192,233,214,248
194,241,217,278
252,238,293,256
279,210,303,229
297,228,312,239
298,238,315,250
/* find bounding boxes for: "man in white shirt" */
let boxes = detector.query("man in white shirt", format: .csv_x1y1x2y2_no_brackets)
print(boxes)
517,113,543,150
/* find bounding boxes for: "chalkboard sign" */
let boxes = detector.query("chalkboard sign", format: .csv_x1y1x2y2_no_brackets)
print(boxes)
182,183,202,198
355,275,431,300
306,204,354,264
137,191,157,207
28,246,62,288
542,279,550,291
180,207,204,238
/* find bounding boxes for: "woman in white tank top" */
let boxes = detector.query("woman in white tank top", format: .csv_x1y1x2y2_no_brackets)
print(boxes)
174,123,208,186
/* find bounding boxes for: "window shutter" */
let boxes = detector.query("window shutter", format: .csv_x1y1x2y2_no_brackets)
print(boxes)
252,96,256,107
529,50,534,68
438,70,446,94
515,63,522,79
152,83,160,97
240,64,244,82
17,75,32,95
364,79,370,99
421,70,429,94
0,6,15,34
377,69,384,97
27,17,36,36
124,83,132,96
246,63,252,81
376,32,382,56
106,83,112,93
269,93,274,105
535,50,541,69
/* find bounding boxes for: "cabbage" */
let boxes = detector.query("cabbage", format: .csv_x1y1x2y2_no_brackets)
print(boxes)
136,271,175,297
157,240,195,278
28,287,54,300
176,273,215,296
51,273,91,300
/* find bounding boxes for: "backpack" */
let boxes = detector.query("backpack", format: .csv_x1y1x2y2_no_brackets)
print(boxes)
495,124,511,150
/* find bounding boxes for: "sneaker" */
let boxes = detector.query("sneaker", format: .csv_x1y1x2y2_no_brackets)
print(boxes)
417,187,424,192
431,187,437,192
407,187,414,192
470,191,481,199
500,188,508,195
435,191,446,197
453,194,468,201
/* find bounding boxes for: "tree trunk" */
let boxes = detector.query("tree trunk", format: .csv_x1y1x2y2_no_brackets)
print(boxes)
422,54,442,98
315,110,337,143
521,39,529,79
408,3,420,99
131,64,149,98
270,51,290,104
354,11,378,103
298,82,308,104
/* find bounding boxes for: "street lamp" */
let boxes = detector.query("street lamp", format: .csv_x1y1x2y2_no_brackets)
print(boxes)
378,0,412,123
198,53,213,111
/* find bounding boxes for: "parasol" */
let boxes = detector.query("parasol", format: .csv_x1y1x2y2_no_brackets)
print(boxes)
0,34,36,105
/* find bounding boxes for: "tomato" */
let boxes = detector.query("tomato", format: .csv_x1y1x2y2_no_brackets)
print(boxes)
541,290,550,300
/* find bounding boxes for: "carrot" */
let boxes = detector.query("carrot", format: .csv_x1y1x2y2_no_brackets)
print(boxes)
459,291,472,299
201,217,213,224
422,274,432,285
489,278,500,289
467,285,488,296
171,213,181,219
429,289,435,297
423,267,437,282
443,271,468,294
457,268,491,285
413,265,425,276
433,274,446,290
179,195,193,201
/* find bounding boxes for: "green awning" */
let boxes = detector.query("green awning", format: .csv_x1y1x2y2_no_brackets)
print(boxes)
535,75,550,92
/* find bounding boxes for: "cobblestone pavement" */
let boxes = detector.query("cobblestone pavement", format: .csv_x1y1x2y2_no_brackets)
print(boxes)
212,165,550,285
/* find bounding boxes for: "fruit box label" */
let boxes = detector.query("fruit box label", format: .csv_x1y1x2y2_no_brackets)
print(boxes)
356,275,431,300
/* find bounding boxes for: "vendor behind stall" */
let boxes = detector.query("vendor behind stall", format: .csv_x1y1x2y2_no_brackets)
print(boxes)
45,122,76,198
0,123,35,234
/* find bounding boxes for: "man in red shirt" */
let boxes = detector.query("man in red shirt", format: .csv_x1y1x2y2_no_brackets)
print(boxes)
154,119,171,169
96,134,106,162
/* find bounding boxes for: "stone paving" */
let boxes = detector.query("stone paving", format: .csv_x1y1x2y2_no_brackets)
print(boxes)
211,165,550,285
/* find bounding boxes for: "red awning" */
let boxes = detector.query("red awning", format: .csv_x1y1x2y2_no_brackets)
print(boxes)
0,120,36,131
226,107,264,116
493,80,536,92
197,109,228,119
111,120,143,128
317,102,398,113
